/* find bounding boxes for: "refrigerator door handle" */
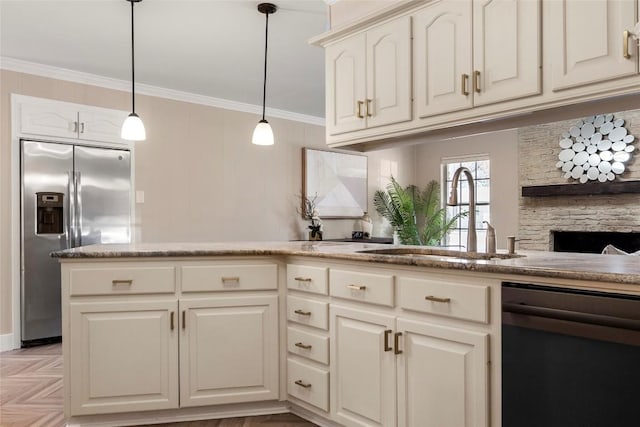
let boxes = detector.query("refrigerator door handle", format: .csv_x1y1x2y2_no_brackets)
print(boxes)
75,171,82,247
67,171,75,248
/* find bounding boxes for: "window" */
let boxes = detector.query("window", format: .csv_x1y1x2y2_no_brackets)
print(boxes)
442,157,490,252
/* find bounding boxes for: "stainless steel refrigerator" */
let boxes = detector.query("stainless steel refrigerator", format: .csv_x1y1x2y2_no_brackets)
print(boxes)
21,140,131,345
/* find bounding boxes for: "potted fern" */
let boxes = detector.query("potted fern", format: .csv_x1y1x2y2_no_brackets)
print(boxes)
373,177,467,246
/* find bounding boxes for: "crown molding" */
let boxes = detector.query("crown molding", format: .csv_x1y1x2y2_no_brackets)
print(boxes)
0,56,325,127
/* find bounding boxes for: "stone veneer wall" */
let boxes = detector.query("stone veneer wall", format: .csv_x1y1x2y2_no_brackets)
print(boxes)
518,109,640,251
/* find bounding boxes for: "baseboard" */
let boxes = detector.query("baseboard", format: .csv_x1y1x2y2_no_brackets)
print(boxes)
66,401,290,427
290,403,342,427
0,333,17,352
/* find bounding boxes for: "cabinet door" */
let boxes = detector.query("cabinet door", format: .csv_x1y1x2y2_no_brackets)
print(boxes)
365,16,412,128
326,33,367,135
19,100,79,138
396,318,489,427
179,295,279,407
69,300,179,415
414,0,473,118
331,305,396,427
79,107,128,143
473,0,541,106
549,0,638,91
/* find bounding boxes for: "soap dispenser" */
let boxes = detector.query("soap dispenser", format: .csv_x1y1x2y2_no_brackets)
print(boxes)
483,221,496,254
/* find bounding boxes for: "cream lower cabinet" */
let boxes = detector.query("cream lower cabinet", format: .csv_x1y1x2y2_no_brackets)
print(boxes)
68,300,179,415
396,318,488,427
179,295,279,407
331,305,396,427
331,305,488,427
64,260,279,419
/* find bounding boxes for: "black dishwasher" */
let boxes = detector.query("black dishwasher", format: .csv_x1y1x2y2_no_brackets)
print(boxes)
502,282,640,427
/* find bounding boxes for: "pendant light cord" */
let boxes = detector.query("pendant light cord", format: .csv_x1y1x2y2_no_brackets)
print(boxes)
130,0,136,114
261,12,269,121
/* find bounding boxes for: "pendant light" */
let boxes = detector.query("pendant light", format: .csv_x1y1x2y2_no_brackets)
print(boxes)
252,3,277,146
121,0,146,141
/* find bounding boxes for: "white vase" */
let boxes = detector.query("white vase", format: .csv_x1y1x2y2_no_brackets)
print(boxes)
393,230,400,245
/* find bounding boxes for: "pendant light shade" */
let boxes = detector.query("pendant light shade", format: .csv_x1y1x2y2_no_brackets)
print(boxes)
252,3,277,146
121,0,146,141
252,119,274,146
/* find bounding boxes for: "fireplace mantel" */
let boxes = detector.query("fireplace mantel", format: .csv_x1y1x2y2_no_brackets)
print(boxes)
521,180,640,197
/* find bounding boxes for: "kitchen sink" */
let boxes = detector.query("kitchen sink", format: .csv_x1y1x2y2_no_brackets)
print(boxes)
357,247,524,261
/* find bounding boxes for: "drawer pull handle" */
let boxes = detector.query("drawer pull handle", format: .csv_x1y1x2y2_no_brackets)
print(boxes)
394,332,403,355
425,295,451,303
295,342,312,349
473,70,481,93
112,279,133,286
294,309,312,316
461,73,470,96
295,380,312,388
347,284,366,291
221,276,240,283
384,329,393,352
182,311,186,330
294,277,312,282
366,98,373,117
170,312,175,331
624,30,632,59
357,100,364,119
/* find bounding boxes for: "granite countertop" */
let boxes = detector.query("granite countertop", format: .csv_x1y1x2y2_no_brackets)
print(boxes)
52,241,640,286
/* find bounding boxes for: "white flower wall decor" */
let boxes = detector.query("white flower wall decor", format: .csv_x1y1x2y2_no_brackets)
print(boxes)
556,115,635,183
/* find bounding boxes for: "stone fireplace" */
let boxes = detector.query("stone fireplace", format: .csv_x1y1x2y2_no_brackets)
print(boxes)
518,109,640,251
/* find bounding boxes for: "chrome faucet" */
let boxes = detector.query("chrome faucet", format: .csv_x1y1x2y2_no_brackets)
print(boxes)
447,167,476,252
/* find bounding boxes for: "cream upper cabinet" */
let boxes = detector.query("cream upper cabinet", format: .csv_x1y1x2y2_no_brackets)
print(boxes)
179,295,279,407
549,0,638,91
331,305,397,427
15,95,128,144
472,0,541,106
69,300,179,416
414,0,473,117
396,318,489,427
414,0,541,118
325,16,412,136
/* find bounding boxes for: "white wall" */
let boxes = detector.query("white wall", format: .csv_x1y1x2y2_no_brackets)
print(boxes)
414,129,520,249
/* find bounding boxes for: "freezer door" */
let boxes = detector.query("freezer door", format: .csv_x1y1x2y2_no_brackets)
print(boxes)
21,140,73,342
74,145,131,246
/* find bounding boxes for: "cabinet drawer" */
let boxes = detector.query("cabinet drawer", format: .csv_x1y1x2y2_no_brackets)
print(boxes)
69,265,176,296
181,263,277,292
287,358,329,411
287,264,328,295
397,276,489,323
287,296,329,330
287,327,329,365
330,269,394,307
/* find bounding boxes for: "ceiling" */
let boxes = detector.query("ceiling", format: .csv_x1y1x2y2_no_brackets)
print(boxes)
0,0,329,120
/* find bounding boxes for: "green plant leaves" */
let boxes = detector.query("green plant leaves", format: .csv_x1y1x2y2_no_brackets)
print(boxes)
373,177,468,246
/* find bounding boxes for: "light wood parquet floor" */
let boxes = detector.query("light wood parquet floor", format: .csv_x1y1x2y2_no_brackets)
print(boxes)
0,344,317,427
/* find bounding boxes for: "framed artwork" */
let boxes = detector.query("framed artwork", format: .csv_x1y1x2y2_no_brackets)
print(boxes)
302,148,368,218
